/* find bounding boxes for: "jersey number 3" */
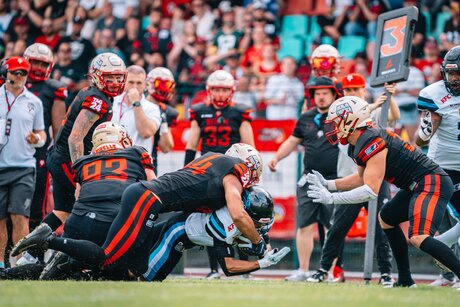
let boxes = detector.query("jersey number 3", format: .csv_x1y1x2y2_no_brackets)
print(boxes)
204,126,231,147
82,158,128,181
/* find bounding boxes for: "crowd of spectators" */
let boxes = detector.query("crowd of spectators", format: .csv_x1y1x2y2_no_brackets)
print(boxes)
0,0,457,123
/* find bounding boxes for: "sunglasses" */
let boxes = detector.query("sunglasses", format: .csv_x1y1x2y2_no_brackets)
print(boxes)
10,70,28,77
312,57,336,70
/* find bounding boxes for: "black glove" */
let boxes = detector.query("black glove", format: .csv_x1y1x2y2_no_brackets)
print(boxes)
238,238,267,257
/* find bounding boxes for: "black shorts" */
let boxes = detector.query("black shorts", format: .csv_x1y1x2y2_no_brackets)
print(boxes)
296,181,333,228
143,212,194,281
63,212,112,246
101,182,165,275
380,174,454,237
46,150,76,213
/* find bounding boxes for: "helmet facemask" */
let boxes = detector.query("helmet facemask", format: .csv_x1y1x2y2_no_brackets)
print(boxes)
147,77,175,102
207,86,234,108
441,67,460,96
28,58,53,81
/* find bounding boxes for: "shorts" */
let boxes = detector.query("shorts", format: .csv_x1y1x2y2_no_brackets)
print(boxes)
380,174,454,237
397,103,419,126
0,167,35,218
63,212,112,246
296,176,334,229
46,150,76,213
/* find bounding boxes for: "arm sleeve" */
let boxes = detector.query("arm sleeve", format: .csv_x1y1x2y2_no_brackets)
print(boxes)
33,98,45,131
214,241,259,276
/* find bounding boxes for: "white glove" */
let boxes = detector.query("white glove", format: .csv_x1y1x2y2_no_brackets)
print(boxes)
418,111,432,141
307,184,333,204
257,247,291,269
306,170,337,191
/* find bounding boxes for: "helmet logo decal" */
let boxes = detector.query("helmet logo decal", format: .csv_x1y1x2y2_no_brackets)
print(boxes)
336,102,353,117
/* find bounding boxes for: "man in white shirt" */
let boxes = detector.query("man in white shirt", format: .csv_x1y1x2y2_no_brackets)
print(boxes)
112,65,161,153
264,57,305,120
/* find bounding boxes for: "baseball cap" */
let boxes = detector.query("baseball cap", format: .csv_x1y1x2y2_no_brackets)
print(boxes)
13,17,28,26
5,56,30,72
308,76,341,97
341,73,366,89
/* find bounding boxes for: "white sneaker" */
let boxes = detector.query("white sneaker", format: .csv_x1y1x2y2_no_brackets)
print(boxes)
205,271,221,280
285,269,309,282
429,275,456,287
15,252,39,266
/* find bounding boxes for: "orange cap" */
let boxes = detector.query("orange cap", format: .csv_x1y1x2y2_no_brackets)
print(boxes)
341,73,366,89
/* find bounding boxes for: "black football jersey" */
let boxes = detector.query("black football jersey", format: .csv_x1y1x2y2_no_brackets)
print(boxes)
348,127,445,190
152,102,179,168
54,86,113,161
72,146,154,221
27,79,68,147
141,152,251,213
189,102,252,154
292,108,338,177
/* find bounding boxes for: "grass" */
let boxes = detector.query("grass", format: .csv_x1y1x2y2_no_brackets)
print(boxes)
0,278,458,307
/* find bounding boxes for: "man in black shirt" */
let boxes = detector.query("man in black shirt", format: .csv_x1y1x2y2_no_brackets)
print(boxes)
268,77,341,281
307,96,460,287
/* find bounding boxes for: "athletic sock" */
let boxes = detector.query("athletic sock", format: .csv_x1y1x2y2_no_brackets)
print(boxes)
383,226,413,284
419,236,460,278
42,212,63,231
48,237,105,268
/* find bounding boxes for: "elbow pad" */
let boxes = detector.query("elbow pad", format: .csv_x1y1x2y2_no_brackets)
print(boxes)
332,184,378,205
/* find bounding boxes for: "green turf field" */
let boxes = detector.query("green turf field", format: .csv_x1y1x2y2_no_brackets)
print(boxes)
0,278,458,306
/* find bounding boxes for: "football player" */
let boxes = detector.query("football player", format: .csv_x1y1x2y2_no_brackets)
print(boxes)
306,96,460,287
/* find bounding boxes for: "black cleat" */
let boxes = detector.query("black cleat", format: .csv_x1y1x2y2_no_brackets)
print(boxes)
392,280,417,288
11,224,52,257
40,251,82,280
0,264,44,280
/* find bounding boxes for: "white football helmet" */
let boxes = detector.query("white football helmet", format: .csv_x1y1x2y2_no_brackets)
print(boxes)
90,53,127,97
225,143,263,187
92,122,132,152
23,43,54,81
311,44,341,78
146,67,175,102
206,70,235,108
325,96,373,145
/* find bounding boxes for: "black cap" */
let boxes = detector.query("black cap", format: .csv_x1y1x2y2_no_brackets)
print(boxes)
308,76,341,98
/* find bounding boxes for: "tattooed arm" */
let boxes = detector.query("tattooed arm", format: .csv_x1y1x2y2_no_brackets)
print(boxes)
68,109,100,163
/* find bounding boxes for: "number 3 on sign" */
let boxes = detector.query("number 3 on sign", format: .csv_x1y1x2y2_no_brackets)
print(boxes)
381,16,407,57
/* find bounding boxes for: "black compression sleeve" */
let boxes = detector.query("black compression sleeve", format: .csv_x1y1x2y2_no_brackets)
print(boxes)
184,149,196,166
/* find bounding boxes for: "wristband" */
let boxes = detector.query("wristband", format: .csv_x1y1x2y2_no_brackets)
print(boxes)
327,180,337,191
31,134,45,148
184,149,196,166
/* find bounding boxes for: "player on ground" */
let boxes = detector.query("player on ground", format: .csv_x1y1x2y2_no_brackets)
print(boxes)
306,96,460,287
415,46,460,288
143,186,289,281
12,143,266,277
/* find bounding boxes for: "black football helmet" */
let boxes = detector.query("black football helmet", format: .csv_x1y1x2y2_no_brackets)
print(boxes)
441,46,460,96
242,186,274,229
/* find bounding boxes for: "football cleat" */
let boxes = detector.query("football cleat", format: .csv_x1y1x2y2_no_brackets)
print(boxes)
379,273,395,288
429,275,456,287
0,263,44,280
392,280,417,288
11,224,52,257
40,251,80,280
285,269,309,282
306,269,328,283
205,271,221,280
15,252,40,266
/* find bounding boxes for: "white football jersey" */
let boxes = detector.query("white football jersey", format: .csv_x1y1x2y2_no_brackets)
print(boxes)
185,207,242,247
417,80,460,171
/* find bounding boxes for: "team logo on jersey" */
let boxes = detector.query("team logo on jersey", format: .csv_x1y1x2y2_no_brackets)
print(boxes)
441,94,451,104
364,142,380,156
228,223,235,232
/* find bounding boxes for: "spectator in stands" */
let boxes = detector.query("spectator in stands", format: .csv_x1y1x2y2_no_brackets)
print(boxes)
222,54,244,80
34,18,61,50
406,0,427,58
0,0,13,39
190,0,215,41
233,74,257,111
116,16,142,65
209,6,243,61
317,0,351,42
93,1,125,49
170,4,186,43
141,9,173,62
344,0,389,39
439,0,460,56
263,57,304,120
0,57,46,268
241,25,269,73
252,43,281,84
268,77,341,281
58,15,97,76
112,65,161,153
415,38,443,84
4,16,35,46
96,29,125,61
172,36,209,85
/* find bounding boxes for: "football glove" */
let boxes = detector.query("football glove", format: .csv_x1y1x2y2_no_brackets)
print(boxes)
418,111,433,141
257,247,291,269
237,237,267,257
307,184,333,205
306,170,336,191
